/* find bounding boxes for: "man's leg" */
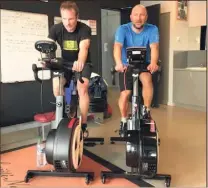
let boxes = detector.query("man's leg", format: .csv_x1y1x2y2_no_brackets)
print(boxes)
118,90,131,120
118,69,132,136
53,73,72,119
52,76,66,97
77,77,90,124
139,72,153,119
77,64,92,135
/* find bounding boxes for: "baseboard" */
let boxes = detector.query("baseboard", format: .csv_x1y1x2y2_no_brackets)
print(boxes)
167,102,175,106
1,138,37,153
173,102,206,112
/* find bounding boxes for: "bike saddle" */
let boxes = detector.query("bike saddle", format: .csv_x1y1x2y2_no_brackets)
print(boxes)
35,40,57,54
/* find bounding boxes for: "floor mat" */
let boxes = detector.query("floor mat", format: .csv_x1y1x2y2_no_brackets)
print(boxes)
0,145,139,187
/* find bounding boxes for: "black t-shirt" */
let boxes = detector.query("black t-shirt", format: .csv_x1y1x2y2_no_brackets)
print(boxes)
48,21,91,63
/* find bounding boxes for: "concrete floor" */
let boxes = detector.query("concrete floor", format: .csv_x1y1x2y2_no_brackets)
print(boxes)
1,87,206,187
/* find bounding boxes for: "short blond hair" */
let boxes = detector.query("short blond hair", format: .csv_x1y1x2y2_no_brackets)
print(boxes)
60,1,79,16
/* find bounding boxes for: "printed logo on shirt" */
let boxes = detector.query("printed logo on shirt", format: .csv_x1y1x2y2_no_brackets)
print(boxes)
63,40,78,51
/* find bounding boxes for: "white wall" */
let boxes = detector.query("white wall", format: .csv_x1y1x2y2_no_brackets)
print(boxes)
188,1,207,27
140,1,206,105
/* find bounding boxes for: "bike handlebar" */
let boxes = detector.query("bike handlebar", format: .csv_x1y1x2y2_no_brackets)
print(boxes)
32,64,48,83
111,66,117,85
32,58,84,84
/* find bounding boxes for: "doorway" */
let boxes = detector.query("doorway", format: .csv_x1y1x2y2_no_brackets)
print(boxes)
101,9,120,87
158,12,170,105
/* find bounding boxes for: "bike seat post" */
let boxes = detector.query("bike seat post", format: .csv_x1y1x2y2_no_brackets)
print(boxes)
131,69,140,131
54,72,64,129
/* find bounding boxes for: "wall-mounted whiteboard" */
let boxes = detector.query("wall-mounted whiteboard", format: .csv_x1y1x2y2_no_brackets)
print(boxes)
1,9,50,83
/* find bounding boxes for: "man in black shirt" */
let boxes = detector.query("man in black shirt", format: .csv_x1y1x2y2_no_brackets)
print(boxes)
46,1,92,136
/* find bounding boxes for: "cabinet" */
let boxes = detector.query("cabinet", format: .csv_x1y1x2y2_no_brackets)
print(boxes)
173,69,206,110
191,71,206,107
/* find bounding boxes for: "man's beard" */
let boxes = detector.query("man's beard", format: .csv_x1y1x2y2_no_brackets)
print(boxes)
133,23,144,30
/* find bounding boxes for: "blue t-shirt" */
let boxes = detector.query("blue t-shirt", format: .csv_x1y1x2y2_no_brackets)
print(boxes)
114,22,159,65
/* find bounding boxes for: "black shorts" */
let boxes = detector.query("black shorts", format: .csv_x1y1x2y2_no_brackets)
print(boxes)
52,63,92,83
119,64,151,92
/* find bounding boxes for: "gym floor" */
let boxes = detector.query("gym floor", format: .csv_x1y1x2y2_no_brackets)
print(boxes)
0,88,206,187
85,87,206,187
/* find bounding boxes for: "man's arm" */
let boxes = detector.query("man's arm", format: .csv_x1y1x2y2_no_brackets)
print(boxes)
114,26,125,66
78,38,90,65
149,26,159,65
150,42,159,65
77,25,91,65
114,42,123,66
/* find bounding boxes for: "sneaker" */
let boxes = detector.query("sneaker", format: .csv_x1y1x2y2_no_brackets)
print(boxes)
142,106,152,121
81,123,89,138
119,121,127,137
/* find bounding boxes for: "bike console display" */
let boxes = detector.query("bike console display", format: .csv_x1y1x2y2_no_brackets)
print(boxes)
126,47,146,69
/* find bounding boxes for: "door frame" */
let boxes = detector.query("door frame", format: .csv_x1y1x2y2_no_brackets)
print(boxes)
100,8,121,87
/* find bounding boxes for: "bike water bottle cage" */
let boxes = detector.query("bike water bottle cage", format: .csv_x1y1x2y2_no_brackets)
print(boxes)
126,47,147,72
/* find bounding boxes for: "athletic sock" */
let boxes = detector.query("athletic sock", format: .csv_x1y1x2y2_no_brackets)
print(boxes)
121,117,127,123
146,107,150,112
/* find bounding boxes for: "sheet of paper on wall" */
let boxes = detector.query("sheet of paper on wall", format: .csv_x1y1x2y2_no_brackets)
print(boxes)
88,20,97,35
0,9,50,83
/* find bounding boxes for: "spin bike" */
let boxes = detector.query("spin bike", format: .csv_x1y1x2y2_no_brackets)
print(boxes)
101,47,171,187
25,40,104,185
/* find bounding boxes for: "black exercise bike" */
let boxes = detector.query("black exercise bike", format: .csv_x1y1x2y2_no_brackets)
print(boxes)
25,40,104,185
101,47,171,187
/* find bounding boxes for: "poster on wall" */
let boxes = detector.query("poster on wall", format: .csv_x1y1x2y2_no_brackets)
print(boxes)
1,9,50,83
177,0,188,21
88,20,97,35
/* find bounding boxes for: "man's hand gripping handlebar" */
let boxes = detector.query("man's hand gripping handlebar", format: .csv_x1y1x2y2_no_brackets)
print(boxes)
32,58,84,84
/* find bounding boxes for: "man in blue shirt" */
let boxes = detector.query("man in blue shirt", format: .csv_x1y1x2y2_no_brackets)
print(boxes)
114,4,159,136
